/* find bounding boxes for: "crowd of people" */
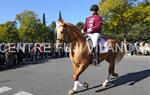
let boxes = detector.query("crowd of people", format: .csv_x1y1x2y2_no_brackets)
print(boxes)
0,43,70,68
127,41,150,56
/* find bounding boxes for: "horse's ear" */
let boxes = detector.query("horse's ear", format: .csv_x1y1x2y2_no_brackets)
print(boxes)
60,19,64,24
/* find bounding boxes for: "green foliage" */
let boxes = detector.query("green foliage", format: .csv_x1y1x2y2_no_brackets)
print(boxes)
43,13,46,26
48,21,56,42
99,0,150,41
58,11,63,21
0,21,20,43
76,22,84,30
0,10,57,43
16,10,49,42
49,21,56,31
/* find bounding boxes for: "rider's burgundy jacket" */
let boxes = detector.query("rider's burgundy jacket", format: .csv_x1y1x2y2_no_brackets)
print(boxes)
83,14,103,34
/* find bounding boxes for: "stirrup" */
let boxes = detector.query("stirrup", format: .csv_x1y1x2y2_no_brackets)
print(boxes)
92,59,98,65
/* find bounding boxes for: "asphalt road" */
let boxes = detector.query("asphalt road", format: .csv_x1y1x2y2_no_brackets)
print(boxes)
0,56,149,95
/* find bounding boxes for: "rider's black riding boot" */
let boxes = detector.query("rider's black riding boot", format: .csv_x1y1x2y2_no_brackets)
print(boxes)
92,47,99,65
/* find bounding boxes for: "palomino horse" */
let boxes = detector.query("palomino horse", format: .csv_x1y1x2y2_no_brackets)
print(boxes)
55,20,125,94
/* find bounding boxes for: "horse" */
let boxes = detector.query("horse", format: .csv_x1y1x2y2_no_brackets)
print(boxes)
55,20,125,94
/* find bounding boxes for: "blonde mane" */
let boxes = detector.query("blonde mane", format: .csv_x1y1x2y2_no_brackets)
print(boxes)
65,22,84,39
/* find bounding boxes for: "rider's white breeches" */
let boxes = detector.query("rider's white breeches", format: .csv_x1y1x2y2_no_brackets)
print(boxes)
87,33,100,48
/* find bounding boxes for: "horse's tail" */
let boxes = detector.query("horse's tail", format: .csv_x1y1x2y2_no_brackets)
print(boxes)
115,42,126,64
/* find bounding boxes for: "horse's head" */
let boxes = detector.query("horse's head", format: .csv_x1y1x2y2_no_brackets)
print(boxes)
55,20,84,48
55,20,69,48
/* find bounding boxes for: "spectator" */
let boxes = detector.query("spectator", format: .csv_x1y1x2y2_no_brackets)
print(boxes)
64,44,70,58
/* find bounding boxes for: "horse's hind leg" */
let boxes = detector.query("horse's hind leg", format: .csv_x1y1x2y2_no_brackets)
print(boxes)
102,60,115,88
106,55,118,77
108,61,118,78
102,55,118,87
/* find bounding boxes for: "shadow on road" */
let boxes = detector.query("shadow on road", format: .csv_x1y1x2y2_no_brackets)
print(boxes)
0,59,48,72
96,69,150,92
74,69,150,94
0,80,12,84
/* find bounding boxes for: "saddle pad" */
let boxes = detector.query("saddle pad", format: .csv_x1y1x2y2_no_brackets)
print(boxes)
98,38,108,53
86,37,108,54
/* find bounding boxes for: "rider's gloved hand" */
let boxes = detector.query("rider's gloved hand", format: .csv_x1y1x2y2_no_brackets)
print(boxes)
87,28,92,32
81,29,84,34
81,29,88,38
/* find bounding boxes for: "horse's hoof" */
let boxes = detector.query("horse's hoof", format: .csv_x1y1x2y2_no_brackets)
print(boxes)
102,80,109,88
111,73,119,79
114,73,119,77
68,90,75,95
83,82,89,88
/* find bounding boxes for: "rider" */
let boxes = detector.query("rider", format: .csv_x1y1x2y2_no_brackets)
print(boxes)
81,4,103,64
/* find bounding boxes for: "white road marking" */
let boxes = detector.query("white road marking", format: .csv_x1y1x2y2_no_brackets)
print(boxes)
14,91,33,95
0,86,13,93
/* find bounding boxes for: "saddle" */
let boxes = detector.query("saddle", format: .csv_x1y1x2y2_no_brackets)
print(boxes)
85,35,109,65
86,36,109,54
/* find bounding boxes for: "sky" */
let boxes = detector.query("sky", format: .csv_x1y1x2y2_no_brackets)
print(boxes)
0,0,99,25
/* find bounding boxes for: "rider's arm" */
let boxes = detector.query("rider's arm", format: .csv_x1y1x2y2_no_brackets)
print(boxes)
83,19,88,32
92,16,103,32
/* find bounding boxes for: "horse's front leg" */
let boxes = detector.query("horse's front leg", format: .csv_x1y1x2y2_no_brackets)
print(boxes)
68,63,88,94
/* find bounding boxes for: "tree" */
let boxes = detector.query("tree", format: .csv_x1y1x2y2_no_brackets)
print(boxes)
48,21,56,42
43,13,46,26
16,10,47,42
0,21,20,42
58,11,63,21
49,21,56,31
76,22,84,30
128,23,150,41
99,0,150,41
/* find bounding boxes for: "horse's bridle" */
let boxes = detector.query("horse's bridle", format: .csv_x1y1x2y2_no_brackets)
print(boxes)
56,24,77,43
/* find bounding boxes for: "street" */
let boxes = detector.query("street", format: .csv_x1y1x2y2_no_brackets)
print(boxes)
0,56,149,95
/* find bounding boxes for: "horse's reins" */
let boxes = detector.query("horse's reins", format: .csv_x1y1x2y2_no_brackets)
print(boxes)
56,24,78,43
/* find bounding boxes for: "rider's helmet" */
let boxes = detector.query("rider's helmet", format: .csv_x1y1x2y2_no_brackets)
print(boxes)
90,4,99,11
